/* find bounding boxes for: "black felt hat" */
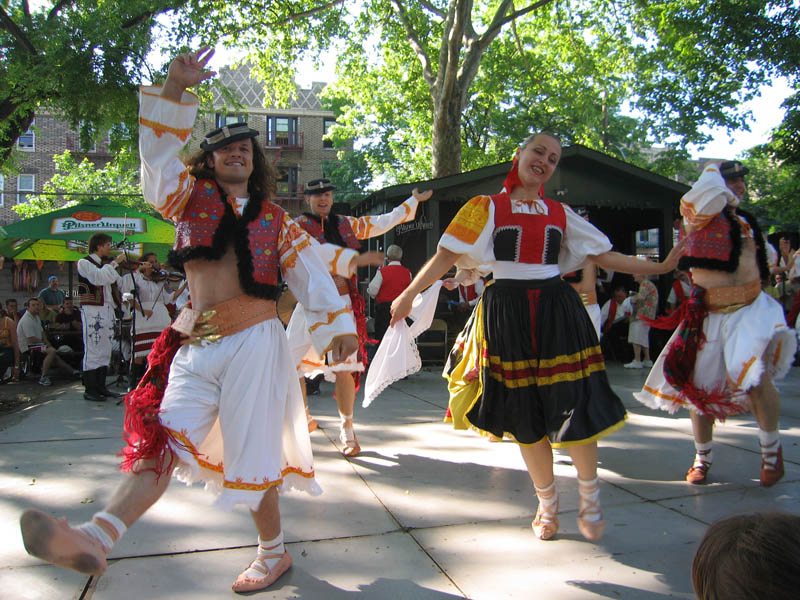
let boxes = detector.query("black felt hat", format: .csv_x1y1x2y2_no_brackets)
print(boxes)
719,160,749,180
304,178,337,195
200,123,259,152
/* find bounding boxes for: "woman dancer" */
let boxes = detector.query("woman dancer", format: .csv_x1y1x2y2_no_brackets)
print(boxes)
391,132,683,541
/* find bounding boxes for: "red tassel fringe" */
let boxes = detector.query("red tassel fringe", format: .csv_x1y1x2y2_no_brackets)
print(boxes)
660,287,743,421
348,274,369,392
119,326,184,477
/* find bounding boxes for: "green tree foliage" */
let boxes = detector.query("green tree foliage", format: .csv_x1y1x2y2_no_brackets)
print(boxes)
14,150,152,218
741,143,800,230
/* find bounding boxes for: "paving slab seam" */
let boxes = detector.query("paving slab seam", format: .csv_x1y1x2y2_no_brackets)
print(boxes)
317,425,470,598
0,435,120,445
385,384,449,409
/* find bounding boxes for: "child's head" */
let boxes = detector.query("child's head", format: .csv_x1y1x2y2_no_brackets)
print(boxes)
692,512,800,600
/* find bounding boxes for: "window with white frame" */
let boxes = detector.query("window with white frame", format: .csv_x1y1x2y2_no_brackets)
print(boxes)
17,121,35,151
17,174,35,204
0,174,4,206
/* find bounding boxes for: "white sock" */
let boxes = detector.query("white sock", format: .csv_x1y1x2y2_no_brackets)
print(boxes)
76,511,127,552
577,477,602,522
242,532,285,578
534,481,558,522
759,429,780,466
693,441,713,468
339,411,353,428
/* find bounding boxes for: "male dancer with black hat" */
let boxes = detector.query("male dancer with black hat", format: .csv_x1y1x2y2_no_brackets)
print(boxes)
20,47,358,593
287,177,430,456
635,160,796,487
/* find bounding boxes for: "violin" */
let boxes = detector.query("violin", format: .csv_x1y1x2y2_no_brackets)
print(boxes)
149,270,185,283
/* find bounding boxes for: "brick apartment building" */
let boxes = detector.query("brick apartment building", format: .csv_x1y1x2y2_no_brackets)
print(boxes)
1,64,344,224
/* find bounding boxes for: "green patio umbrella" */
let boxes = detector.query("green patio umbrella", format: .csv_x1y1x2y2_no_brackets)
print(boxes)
0,199,175,262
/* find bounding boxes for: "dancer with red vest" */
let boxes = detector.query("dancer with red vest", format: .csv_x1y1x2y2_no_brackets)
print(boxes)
635,160,796,487
20,48,359,593
367,244,412,341
390,132,684,542
287,178,430,456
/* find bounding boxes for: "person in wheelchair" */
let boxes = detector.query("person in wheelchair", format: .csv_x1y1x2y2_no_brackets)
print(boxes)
16,297,79,386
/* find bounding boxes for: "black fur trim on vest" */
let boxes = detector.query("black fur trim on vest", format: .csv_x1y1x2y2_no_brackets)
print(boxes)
678,207,742,273
168,184,281,300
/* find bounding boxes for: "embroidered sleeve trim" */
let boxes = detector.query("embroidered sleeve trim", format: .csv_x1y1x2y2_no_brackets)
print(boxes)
309,307,351,333
139,117,193,142
160,170,194,218
444,196,491,245
331,247,345,272
139,86,199,106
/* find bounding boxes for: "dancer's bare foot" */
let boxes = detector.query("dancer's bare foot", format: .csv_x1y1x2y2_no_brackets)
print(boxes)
231,551,292,593
20,509,108,575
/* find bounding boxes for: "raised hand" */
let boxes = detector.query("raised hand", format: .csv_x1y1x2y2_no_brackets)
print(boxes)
162,47,216,100
353,251,385,268
412,188,433,203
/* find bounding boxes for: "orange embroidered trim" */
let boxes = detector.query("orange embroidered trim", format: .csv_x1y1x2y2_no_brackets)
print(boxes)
444,196,490,245
351,215,372,239
309,307,351,333
641,384,684,404
138,117,193,142
167,427,224,473
140,86,198,106
735,356,758,388
331,247,345,272
166,427,314,490
161,170,193,218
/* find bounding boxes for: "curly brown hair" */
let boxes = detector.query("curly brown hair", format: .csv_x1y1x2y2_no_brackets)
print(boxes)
185,138,277,202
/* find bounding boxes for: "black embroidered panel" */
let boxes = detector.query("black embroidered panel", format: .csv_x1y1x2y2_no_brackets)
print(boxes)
543,225,562,265
493,225,522,262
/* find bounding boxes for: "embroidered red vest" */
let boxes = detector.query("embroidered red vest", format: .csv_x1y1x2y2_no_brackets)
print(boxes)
376,264,412,303
491,192,566,265
294,214,361,250
458,284,478,303
682,213,735,263
170,179,283,299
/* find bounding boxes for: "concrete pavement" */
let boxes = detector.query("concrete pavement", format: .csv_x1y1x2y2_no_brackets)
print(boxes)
2,363,799,599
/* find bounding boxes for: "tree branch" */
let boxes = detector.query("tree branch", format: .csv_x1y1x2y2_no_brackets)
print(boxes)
486,0,555,39
122,2,190,29
0,6,38,55
418,0,445,18
267,0,346,26
47,0,73,23
391,0,435,88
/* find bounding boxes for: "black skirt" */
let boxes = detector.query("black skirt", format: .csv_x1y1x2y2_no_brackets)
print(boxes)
463,277,626,446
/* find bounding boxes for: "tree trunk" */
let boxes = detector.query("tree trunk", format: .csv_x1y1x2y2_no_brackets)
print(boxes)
431,90,464,178
0,100,35,166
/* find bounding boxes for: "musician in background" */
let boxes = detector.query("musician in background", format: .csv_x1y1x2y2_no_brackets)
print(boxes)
77,233,125,402
118,253,174,388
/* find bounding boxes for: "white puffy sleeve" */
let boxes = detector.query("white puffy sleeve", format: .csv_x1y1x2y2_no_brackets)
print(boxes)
438,195,496,271
139,85,199,220
680,164,734,230
558,204,613,274
278,213,356,355
77,259,120,286
345,196,420,239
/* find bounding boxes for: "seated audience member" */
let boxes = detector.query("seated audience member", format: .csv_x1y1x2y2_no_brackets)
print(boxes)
692,512,800,600
5,298,22,324
51,298,83,352
367,244,412,341
38,275,67,312
0,311,21,380
600,286,633,362
16,297,78,386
